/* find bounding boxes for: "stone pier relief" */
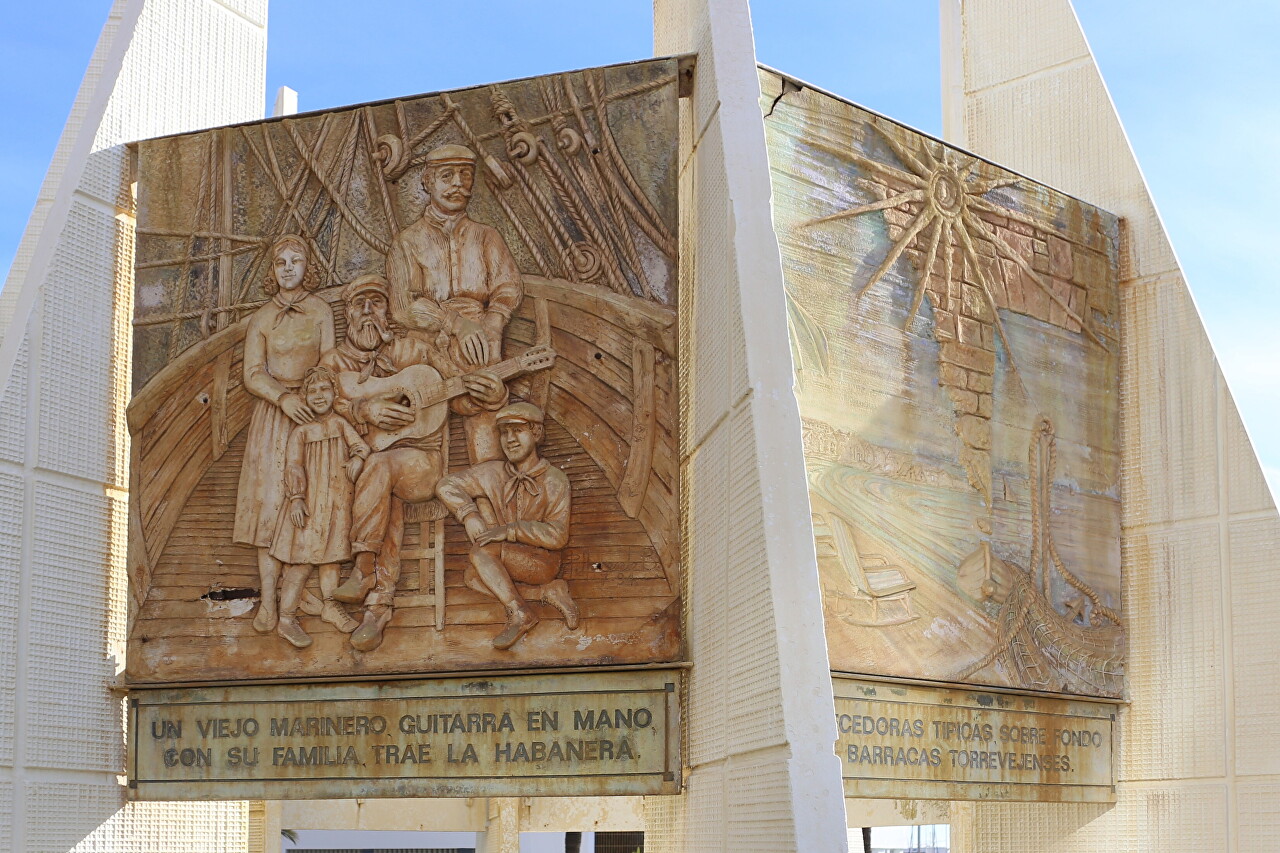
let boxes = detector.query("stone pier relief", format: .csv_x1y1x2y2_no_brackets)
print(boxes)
763,69,1124,698
127,60,680,682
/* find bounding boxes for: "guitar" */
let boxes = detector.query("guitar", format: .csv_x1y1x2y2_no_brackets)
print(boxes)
340,345,557,452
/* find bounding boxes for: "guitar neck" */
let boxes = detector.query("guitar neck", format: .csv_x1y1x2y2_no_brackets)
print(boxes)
416,356,531,410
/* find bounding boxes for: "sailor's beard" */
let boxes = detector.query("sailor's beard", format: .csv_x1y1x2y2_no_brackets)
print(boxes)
347,313,392,351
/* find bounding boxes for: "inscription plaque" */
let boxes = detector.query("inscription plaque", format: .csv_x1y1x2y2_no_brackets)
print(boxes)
834,676,1115,803
129,670,680,800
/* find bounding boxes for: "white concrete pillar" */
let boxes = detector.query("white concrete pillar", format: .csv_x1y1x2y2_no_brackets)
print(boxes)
646,1,848,850
475,798,522,853
947,1,1280,850
272,85,298,118
0,0,268,848
938,0,965,145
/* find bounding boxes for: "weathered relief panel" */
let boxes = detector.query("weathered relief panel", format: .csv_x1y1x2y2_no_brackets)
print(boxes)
762,69,1123,698
833,676,1114,802
127,59,680,683
129,670,680,800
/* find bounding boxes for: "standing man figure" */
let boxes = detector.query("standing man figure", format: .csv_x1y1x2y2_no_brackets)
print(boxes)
387,144,523,464
436,402,578,650
322,274,506,652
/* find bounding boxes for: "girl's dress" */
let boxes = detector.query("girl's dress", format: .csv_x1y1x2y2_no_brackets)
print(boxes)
270,412,370,566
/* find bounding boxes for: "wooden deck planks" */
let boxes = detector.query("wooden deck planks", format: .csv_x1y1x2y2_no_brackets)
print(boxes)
130,408,678,680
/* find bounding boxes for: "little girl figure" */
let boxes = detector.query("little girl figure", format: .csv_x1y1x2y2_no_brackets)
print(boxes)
270,366,371,648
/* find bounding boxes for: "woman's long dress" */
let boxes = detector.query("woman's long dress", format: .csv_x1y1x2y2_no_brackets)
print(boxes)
232,292,333,548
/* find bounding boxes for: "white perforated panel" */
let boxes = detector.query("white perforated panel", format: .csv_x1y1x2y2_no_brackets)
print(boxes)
67,799,250,853
725,404,784,754
726,748,801,852
0,335,28,464
0,782,11,850
0,474,22,766
1239,781,1280,853
37,199,118,484
95,0,267,151
1224,399,1274,514
1121,522,1225,781
26,482,119,773
686,120,742,449
685,423,730,769
25,783,248,853
76,147,129,211
206,0,267,27
24,781,124,853
1229,516,1280,777
0,0,266,844
1120,276,1221,527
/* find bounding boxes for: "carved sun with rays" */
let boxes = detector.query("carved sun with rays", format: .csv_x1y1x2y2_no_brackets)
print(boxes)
800,125,1107,368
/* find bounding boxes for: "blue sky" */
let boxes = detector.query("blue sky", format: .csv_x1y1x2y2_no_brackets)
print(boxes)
2,0,1278,492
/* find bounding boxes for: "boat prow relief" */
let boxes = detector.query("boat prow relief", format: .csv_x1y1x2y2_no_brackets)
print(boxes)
956,541,1012,606
954,419,1125,695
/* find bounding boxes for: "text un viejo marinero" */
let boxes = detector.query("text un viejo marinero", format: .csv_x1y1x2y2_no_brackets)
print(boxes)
143,706,655,774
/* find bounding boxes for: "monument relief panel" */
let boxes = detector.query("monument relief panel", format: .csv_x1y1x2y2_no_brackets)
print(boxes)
127,59,681,684
762,69,1124,699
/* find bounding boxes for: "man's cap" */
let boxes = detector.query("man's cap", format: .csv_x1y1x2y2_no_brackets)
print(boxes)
342,273,389,303
424,144,477,167
496,401,544,426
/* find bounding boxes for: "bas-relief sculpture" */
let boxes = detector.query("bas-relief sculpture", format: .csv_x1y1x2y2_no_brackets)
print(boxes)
762,69,1124,699
127,60,680,682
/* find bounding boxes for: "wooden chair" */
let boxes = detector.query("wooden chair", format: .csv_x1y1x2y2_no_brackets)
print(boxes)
821,510,917,626
398,420,448,631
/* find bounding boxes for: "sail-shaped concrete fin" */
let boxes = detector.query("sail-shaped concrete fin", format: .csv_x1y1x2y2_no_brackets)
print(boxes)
0,0,267,848
945,1,1280,849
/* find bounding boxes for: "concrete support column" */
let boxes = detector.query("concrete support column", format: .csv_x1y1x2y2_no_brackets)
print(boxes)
646,1,848,850
475,797,522,853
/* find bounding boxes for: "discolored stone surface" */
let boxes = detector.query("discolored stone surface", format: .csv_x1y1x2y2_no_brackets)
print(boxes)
762,67,1123,699
127,59,682,684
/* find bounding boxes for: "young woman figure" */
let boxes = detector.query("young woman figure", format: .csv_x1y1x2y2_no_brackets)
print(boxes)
233,235,334,633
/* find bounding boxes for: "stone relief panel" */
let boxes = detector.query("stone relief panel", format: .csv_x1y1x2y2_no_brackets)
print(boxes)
762,69,1123,698
127,59,680,682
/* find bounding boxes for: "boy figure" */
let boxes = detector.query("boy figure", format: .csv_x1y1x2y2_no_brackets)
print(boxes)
436,402,578,649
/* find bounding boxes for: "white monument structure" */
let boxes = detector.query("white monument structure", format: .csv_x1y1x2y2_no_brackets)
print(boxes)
0,0,1275,851
0,1,266,849
944,2,1280,848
